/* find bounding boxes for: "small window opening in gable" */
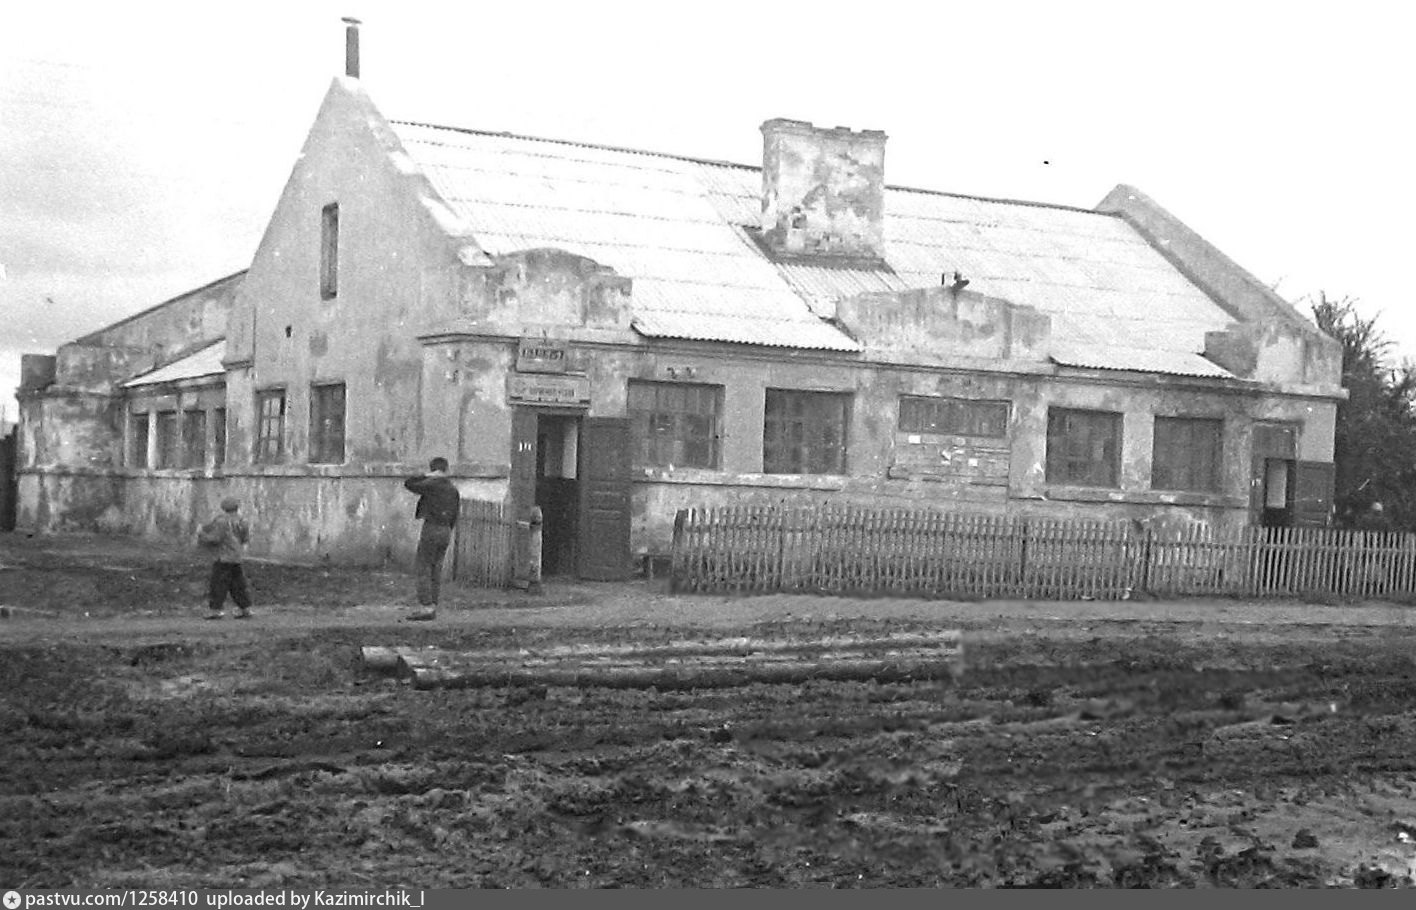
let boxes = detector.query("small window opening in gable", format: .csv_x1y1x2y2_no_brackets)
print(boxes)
320,202,339,300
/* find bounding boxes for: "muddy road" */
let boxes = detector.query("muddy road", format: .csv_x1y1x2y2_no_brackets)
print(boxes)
4,534,1416,888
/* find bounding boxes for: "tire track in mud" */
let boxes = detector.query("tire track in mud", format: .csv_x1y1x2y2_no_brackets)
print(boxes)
5,625,1416,887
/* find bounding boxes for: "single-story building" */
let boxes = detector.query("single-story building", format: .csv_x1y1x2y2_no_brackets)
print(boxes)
15,59,1343,580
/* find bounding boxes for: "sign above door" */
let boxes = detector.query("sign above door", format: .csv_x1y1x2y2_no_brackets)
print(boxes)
516,338,570,374
508,373,590,407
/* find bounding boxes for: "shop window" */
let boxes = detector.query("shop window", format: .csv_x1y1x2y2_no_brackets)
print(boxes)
320,202,339,300
1152,417,1222,493
310,382,347,464
898,396,1009,437
130,412,150,469
182,409,207,469
155,411,179,469
254,390,286,463
628,380,721,469
764,389,850,475
1046,408,1121,488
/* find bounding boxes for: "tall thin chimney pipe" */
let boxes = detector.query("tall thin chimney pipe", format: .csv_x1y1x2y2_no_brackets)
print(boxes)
342,17,361,78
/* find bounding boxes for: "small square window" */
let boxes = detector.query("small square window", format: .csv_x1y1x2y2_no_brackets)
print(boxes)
1152,417,1222,493
1046,408,1121,488
627,380,722,469
764,389,850,475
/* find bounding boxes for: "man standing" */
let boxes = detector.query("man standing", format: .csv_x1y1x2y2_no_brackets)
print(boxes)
403,457,461,621
198,496,252,620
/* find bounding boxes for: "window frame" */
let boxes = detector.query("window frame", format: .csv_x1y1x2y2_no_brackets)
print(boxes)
254,389,287,464
1045,407,1122,488
763,388,851,475
898,395,1010,438
154,410,179,470
1151,416,1223,493
129,410,150,470
181,408,207,469
309,381,347,465
627,380,723,470
320,202,339,300
213,407,227,468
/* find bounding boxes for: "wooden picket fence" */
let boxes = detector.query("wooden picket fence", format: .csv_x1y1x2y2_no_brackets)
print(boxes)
450,499,514,588
670,505,1416,601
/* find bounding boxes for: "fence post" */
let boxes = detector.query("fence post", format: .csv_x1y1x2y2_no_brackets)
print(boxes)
527,506,543,594
1139,526,1153,596
1017,517,1029,596
512,506,543,594
670,508,686,593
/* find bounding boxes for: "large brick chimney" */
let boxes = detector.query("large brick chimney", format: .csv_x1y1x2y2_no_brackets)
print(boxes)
760,118,888,262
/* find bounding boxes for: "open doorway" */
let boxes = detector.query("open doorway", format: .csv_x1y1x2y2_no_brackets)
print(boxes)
534,414,580,576
1251,423,1297,529
509,408,634,582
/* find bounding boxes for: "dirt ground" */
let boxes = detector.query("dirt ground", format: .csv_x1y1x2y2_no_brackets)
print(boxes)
5,532,1416,888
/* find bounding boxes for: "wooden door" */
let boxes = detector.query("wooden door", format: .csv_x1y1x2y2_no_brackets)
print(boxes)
577,417,632,581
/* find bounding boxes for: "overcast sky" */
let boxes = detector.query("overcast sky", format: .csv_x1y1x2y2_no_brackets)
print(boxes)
3,1,1413,423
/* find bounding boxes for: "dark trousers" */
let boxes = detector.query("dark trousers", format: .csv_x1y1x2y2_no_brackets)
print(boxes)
415,522,453,606
208,561,251,610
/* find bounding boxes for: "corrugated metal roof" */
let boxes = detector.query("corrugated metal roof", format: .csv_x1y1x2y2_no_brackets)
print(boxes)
123,341,226,388
1050,344,1234,379
632,312,860,352
389,120,1240,374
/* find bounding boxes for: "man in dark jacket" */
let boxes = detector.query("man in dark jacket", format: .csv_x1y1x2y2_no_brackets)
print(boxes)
403,457,461,621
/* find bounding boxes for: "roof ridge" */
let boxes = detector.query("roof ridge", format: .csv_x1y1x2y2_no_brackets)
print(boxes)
389,119,759,173
390,119,1112,217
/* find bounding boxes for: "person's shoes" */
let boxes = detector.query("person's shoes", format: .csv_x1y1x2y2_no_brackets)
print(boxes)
406,608,437,622
235,608,252,620
205,611,224,620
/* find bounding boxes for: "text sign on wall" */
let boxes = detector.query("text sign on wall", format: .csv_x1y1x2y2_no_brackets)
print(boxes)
516,338,569,374
508,373,591,406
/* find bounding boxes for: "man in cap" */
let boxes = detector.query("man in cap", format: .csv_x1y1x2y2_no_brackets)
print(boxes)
403,457,461,621
197,496,253,620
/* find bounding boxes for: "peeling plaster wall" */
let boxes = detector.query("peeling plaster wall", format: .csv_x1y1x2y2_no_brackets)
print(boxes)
14,274,240,533
450,249,634,334
57,273,240,392
159,78,519,565
836,286,1051,365
395,317,1338,562
18,469,503,566
227,78,462,474
23,392,122,469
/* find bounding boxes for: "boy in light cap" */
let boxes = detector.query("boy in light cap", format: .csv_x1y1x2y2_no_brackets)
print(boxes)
197,496,253,619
